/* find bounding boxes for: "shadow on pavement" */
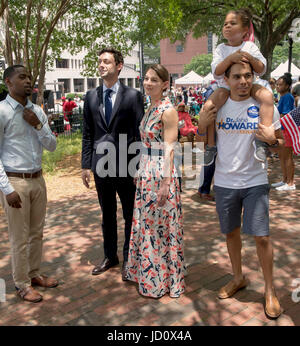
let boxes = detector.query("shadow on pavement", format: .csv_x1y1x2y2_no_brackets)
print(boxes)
0,156,299,326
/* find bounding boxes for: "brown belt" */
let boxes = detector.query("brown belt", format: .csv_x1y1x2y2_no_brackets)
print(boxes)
6,170,42,179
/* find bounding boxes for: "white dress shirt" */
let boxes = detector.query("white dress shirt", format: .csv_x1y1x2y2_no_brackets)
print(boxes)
0,94,57,195
102,80,120,113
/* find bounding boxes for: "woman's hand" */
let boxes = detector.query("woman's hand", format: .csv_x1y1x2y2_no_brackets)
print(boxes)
157,181,170,207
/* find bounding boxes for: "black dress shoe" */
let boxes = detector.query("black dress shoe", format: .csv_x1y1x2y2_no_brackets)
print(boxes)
92,256,119,276
122,261,128,281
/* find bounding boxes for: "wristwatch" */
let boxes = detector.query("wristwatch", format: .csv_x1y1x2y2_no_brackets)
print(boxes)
35,122,43,131
269,139,279,148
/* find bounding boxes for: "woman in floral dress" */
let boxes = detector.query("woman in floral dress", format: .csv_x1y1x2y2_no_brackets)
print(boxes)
126,64,185,298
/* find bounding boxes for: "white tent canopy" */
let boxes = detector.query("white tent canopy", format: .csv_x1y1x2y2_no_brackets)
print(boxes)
174,70,203,85
202,72,214,85
271,60,300,79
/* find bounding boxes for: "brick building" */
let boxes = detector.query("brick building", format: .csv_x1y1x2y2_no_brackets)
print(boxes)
160,32,217,83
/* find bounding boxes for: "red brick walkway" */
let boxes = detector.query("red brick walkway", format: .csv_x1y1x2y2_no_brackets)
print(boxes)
0,156,299,326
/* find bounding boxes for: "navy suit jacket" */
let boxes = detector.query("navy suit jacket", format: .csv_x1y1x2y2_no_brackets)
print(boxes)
81,82,144,177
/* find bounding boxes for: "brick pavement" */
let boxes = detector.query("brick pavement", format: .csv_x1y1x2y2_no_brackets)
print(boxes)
0,156,299,326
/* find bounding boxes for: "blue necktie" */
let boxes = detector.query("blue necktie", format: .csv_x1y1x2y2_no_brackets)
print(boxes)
105,89,113,125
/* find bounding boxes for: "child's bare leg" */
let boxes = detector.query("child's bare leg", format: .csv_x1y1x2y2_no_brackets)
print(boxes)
203,88,230,146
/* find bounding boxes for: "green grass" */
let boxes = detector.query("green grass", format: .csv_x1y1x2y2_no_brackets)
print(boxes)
42,132,82,174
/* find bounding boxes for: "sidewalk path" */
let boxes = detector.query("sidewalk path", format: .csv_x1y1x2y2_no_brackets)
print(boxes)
0,156,299,326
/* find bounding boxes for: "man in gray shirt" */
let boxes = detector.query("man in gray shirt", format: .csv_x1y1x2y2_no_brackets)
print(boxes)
292,77,300,96
0,65,58,303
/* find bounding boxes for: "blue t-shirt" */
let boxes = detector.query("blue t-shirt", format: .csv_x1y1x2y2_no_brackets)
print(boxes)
277,93,294,115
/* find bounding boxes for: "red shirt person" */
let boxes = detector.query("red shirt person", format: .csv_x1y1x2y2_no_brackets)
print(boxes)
177,103,197,136
63,98,77,118
63,98,77,130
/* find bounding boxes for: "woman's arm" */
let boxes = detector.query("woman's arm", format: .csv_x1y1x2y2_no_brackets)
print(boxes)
157,107,178,207
162,107,178,182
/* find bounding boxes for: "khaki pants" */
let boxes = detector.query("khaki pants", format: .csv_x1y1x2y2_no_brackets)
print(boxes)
0,176,47,289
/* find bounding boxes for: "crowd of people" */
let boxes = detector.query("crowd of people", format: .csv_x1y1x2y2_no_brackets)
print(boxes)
1,7,300,323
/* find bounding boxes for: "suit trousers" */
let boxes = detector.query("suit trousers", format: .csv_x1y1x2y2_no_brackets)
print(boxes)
0,176,47,289
94,175,136,262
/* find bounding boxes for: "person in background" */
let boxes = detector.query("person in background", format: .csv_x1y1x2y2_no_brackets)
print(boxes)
291,77,300,108
272,73,296,191
291,76,300,97
196,104,216,201
182,86,188,105
292,90,299,108
63,97,77,129
74,94,81,104
177,102,198,151
269,78,278,104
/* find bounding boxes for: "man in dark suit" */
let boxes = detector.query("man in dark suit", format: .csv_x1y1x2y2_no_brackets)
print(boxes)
81,47,144,280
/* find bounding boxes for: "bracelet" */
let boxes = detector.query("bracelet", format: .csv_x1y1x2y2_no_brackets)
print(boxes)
197,129,206,136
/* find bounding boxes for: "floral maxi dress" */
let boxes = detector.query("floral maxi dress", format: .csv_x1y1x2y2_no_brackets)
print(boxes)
126,97,185,298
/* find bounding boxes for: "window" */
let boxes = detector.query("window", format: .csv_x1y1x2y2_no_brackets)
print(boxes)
87,78,96,89
58,79,70,93
75,60,77,69
56,59,69,68
127,78,133,88
176,45,184,53
74,79,85,92
119,78,126,85
135,78,140,89
71,59,73,69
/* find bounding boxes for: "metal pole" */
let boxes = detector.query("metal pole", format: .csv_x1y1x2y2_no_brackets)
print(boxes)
139,41,144,95
288,37,293,73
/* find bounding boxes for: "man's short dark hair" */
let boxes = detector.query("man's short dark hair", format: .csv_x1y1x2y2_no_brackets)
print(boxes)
3,65,25,81
98,47,124,65
224,62,254,78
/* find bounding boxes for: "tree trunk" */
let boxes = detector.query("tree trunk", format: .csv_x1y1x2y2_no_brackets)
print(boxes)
0,0,8,18
4,8,13,65
37,60,46,106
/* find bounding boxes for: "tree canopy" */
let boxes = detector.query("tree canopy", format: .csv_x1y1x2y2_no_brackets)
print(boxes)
1,0,300,103
183,43,300,78
184,54,212,76
272,42,300,70
0,0,134,104
131,0,300,78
